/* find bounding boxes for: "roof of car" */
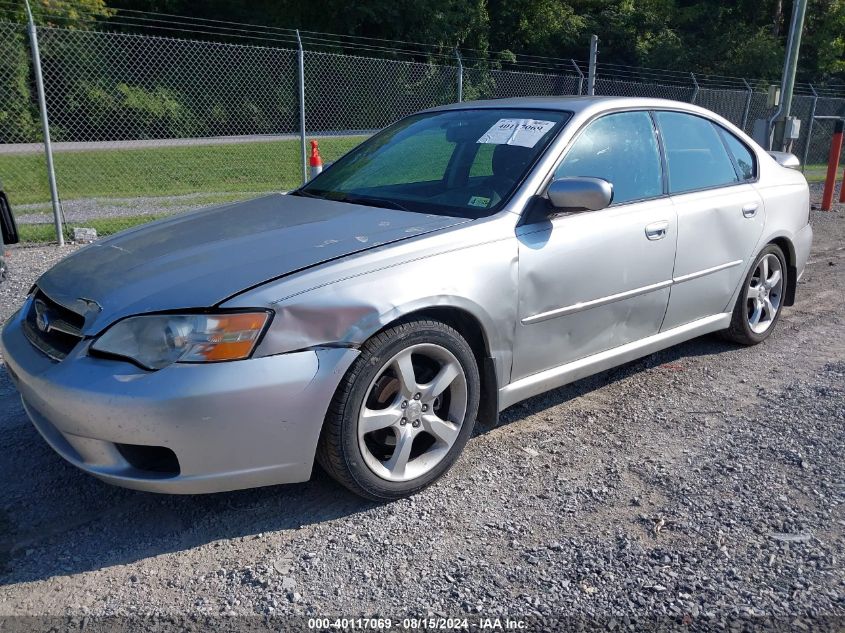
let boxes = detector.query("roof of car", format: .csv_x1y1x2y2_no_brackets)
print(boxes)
428,95,705,115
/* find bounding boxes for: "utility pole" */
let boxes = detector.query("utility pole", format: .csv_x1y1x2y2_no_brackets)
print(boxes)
771,0,808,151
587,35,598,96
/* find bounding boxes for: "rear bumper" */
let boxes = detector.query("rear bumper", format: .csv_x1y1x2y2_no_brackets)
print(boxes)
794,222,813,281
1,307,358,493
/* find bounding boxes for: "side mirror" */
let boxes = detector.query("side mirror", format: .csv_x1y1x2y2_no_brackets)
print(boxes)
547,177,613,212
0,190,19,245
767,151,800,170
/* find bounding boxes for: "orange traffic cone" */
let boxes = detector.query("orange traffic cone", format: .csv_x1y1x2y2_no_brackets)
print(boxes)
309,140,323,179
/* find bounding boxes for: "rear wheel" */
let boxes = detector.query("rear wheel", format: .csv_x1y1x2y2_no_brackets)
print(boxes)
723,244,787,345
317,318,480,500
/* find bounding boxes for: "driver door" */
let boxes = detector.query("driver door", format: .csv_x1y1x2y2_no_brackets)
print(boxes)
512,110,678,381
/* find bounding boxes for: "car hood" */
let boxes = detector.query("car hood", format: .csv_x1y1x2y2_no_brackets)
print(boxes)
36,194,469,334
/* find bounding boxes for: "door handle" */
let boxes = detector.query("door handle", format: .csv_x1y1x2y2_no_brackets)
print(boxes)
645,221,669,241
742,203,759,218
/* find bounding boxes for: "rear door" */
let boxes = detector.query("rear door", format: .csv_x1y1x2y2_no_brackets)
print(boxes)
655,111,765,330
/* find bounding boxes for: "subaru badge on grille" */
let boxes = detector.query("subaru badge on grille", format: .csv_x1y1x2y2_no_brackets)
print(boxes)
34,299,52,333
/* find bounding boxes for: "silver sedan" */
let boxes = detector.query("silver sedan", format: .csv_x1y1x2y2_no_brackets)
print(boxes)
1,97,813,500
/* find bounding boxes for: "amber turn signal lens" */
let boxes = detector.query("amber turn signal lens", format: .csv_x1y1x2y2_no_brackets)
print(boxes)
194,313,270,361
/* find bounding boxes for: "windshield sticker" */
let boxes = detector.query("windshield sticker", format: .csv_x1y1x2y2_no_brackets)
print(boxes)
467,196,490,207
468,196,491,208
477,119,556,148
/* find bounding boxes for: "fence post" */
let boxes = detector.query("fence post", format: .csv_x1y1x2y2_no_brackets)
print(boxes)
690,73,699,104
296,30,307,185
571,59,584,96
454,48,463,103
587,35,598,96
801,84,818,171
741,78,753,132
25,1,63,246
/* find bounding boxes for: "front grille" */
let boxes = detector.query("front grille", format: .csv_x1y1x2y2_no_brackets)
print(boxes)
22,289,85,361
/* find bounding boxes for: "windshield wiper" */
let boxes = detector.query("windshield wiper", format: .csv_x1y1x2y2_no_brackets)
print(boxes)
289,189,324,199
291,190,412,212
337,195,411,212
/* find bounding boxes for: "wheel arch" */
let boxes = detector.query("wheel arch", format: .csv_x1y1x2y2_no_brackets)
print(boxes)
380,306,499,426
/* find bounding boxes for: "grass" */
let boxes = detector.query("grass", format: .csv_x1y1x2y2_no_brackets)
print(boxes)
0,136,367,206
803,164,835,183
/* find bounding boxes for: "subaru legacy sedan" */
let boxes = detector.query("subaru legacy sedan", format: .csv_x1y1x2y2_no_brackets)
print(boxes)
1,97,812,500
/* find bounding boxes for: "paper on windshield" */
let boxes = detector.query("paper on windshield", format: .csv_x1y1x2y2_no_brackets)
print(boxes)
467,195,491,208
477,119,556,148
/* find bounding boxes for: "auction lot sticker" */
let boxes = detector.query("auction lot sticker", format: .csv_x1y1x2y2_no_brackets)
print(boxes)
477,119,556,147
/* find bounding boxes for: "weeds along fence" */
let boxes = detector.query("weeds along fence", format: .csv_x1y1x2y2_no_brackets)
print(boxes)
1,19,844,243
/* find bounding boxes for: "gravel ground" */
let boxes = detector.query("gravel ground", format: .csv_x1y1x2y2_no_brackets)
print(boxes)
0,188,843,631
15,192,265,225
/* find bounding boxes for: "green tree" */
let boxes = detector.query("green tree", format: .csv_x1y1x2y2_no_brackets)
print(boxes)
800,0,845,81
49,0,845,83
1,0,113,24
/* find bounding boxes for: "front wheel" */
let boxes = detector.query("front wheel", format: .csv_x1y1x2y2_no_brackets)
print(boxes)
723,244,787,345
316,318,480,500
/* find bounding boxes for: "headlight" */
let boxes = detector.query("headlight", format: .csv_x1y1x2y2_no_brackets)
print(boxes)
90,311,271,370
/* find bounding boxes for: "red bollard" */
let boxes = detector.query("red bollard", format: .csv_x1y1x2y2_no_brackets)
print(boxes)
821,119,844,210
840,153,845,204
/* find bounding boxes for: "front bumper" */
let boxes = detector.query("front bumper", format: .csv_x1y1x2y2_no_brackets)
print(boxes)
1,308,358,493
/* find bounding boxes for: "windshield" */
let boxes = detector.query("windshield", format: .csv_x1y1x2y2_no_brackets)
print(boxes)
296,108,571,218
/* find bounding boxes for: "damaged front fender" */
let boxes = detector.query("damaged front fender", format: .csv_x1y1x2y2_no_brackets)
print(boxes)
221,222,519,389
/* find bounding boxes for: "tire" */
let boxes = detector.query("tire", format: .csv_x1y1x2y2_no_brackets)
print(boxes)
316,318,480,500
723,244,787,345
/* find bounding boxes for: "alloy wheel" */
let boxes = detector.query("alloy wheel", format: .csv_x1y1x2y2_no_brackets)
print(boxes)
357,343,468,482
746,253,783,334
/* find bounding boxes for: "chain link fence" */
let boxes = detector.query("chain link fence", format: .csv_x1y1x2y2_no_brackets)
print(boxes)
0,19,50,240
1,18,844,243
463,66,582,101
303,51,458,167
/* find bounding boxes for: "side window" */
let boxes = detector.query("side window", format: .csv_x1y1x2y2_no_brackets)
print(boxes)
655,111,739,193
554,111,663,205
719,128,756,181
